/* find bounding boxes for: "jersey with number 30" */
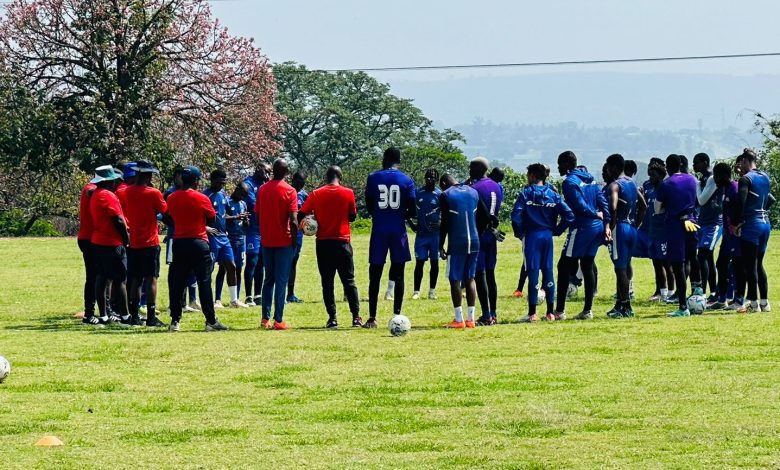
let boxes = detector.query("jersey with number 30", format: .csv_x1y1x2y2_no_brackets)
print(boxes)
366,168,416,235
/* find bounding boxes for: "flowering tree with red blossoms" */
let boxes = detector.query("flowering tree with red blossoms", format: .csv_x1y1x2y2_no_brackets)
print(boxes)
0,0,281,172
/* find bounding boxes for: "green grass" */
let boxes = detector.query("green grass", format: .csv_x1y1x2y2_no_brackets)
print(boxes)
1,234,779,469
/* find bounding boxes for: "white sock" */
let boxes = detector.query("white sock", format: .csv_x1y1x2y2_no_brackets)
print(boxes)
387,280,395,292
229,286,238,303
660,288,668,298
454,306,463,322
467,306,476,321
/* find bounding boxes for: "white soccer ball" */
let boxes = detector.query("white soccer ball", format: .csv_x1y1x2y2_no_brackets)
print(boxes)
536,287,546,306
388,315,411,337
0,356,10,383
686,294,707,314
300,216,318,237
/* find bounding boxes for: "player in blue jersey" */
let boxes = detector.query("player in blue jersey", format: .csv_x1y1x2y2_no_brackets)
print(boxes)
438,174,490,328
410,168,442,300
604,154,646,318
512,163,574,323
363,147,417,328
470,158,505,325
656,154,702,317
693,153,724,303
733,149,775,313
638,158,676,301
287,171,308,304
554,151,609,321
215,181,250,308
204,170,248,309
242,163,271,306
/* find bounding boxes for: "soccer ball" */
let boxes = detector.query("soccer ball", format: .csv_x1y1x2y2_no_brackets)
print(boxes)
686,294,707,314
0,356,10,383
300,216,318,237
388,315,411,337
566,283,578,299
536,287,546,306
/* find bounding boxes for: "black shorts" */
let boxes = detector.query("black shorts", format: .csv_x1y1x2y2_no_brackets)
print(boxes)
128,246,161,278
93,245,127,282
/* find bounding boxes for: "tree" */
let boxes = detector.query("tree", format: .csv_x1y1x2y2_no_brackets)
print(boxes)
0,0,282,171
274,62,465,176
754,112,780,226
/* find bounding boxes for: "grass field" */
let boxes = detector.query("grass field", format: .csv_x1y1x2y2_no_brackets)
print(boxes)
1,234,779,469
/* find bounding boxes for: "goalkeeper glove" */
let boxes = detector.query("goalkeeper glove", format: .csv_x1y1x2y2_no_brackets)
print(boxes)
683,220,700,232
488,227,506,242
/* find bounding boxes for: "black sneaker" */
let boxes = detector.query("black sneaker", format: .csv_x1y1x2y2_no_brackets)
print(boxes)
128,315,144,327
82,316,103,326
146,316,167,328
362,318,378,329
205,320,229,331
169,320,180,332
665,293,680,304
326,318,338,329
108,314,123,324
352,316,363,327
475,316,493,326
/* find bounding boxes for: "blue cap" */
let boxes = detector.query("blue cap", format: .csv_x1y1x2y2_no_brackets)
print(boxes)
182,165,202,179
123,162,138,179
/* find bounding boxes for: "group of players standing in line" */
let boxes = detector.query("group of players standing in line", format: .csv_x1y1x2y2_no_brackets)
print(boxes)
75,145,773,331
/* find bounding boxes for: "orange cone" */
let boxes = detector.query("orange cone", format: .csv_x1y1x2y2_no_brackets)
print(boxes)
35,436,64,447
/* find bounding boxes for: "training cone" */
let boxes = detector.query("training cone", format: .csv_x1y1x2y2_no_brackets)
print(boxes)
35,436,64,447
73,312,85,319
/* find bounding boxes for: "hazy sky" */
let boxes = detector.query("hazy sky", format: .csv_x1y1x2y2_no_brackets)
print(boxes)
212,0,780,78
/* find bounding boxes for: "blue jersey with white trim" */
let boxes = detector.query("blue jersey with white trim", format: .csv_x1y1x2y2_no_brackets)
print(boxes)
226,198,247,243
744,169,771,225
366,168,416,235
511,184,574,237
203,187,229,234
442,184,480,255
415,187,442,235
614,177,638,224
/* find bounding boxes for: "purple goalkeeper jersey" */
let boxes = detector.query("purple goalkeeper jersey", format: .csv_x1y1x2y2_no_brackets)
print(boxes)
470,177,503,242
365,168,416,235
657,173,698,223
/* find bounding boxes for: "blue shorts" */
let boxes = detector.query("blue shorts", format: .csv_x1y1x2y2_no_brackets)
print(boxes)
230,239,245,269
609,222,637,269
720,233,741,258
448,252,478,282
741,222,771,253
209,236,235,263
649,239,668,261
697,224,722,251
477,239,497,271
665,221,697,263
414,233,440,261
632,230,650,259
369,230,411,265
246,233,261,255
523,230,554,271
562,225,603,258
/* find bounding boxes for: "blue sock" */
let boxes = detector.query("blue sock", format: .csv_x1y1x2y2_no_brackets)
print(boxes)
489,310,496,319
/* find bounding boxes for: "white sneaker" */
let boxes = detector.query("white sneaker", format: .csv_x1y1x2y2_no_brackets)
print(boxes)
725,301,742,311
244,297,256,307
183,305,197,313
760,302,771,312
188,301,201,311
384,290,394,301
214,300,225,309
230,300,249,309
412,292,420,300
428,290,437,300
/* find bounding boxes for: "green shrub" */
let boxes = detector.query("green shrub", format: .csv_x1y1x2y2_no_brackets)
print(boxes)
0,209,60,237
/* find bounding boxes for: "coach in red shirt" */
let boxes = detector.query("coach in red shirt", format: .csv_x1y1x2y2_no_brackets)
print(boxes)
299,166,361,328
256,158,298,330
88,166,130,326
123,160,168,327
77,179,98,322
166,166,228,332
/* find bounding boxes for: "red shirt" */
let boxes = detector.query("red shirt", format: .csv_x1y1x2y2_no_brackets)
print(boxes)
124,185,168,248
256,179,298,248
116,182,130,212
90,187,125,246
300,184,356,242
167,189,215,241
77,183,97,240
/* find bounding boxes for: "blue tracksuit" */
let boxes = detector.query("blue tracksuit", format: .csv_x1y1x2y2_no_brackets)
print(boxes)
511,184,574,308
415,187,442,261
609,176,638,270
561,168,609,258
740,169,772,251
